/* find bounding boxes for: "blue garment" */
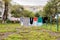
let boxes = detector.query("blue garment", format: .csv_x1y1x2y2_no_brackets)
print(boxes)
37,17,43,26
37,17,43,23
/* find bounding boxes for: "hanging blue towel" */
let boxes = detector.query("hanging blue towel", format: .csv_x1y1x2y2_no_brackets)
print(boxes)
37,17,43,26
37,17,43,23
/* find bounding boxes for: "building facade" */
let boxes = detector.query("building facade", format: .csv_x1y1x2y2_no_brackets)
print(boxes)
0,0,4,20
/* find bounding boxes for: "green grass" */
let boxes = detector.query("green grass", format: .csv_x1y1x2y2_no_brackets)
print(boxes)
4,31,56,40
0,23,20,33
3,26,57,40
0,24,60,32
0,23,60,32
41,23,60,32
0,23,60,40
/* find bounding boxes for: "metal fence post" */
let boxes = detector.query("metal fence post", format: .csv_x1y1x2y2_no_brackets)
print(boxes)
56,13,59,31
50,16,52,30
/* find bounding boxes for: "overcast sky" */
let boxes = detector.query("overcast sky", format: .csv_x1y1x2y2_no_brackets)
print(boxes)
11,0,48,6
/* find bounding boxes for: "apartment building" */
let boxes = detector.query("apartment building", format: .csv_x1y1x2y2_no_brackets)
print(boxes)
0,0,4,20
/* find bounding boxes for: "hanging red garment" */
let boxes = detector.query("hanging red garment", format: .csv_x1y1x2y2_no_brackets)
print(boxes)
33,17,37,21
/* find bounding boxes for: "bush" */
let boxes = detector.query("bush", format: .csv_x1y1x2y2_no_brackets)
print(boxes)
6,19,20,23
0,20,2,23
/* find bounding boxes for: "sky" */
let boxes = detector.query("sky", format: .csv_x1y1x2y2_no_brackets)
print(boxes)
11,0,48,6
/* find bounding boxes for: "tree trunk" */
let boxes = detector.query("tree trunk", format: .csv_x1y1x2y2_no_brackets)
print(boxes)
2,2,8,23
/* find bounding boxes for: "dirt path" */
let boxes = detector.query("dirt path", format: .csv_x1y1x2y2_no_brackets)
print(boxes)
0,32,14,40
15,27,60,40
0,27,60,40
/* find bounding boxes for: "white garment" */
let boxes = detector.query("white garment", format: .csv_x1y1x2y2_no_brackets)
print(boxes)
37,23,43,26
21,22,23,26
33,21,37,26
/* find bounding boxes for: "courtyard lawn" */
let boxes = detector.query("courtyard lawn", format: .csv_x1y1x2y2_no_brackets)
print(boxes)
42,23,60,32
0,23,20,33
4,31,56,40
0,23,60,33
0,23,60,40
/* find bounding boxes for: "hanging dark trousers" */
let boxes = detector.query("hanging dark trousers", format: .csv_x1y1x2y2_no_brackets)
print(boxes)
30,17,33,25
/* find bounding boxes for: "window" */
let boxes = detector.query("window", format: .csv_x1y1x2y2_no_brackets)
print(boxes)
0,1,2,5
0,1,3,8
0,17,1,18
0,12,2,15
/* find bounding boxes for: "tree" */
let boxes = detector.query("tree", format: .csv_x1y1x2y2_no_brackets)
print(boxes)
11,5,24,17
35,12,40,17
29,12,35,17
43,0,60,17
22,10,35,17
2,0,11,23
11,5,35,17
36,10,45,17
43,0,60,23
